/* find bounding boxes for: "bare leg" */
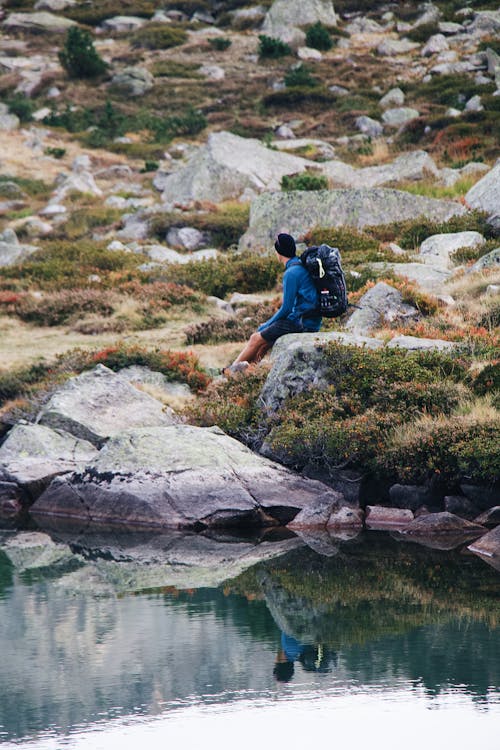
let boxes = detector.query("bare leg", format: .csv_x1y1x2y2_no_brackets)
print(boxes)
233,332,271,365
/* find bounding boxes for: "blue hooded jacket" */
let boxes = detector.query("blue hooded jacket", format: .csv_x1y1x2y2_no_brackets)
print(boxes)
258,256,321,332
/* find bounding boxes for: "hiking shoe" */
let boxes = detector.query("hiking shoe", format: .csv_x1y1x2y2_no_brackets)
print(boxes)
221,361,250,377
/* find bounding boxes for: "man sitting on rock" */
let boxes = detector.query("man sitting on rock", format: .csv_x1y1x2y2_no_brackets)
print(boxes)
223,233,321,375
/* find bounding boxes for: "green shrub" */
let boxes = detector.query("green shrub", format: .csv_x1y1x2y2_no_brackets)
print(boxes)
208,36,232,51
151,60,202,78
305,22,333,51
281,172,329,191
55,206,122,240
44,147,66,159
153,255,279,298
302,226,379,258
65,0,156,25
5,94,34,123
146,107,207,142
140,160,159,172
59,27,108,79
407,22,440,43
258,34,292,59
381,417,500,484
0,175,51,198
366,211,494,249
264,86,334,108
0,241,142,290
131,24,188,49
6,289,116,326
412,74,494,109
284,63,317,88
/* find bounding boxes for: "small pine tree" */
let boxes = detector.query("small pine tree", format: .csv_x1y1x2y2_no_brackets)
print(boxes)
59,27,108,79
305,22,333,51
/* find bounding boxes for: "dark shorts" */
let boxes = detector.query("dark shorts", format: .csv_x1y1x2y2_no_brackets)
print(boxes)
260,319,304,344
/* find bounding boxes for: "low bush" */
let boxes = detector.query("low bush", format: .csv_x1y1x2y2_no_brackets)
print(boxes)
151,60,202,78
305,22,333,51
65,0,156,25
5,94,34,123
281,172,329,191
263,86,334,109
158,254,280,298
208,37,232,51
1,289,116,326
303,226,378,256
54,206,122,240
185,300,278,344
412,74,494,109
131,24,188,49
381,415,500,484
407,22,439,43
366,211,494,250
0,174,51,199
258,35,292,59
0,241,143,290
284,64,317,88
59,27,108,79
148,107,207,142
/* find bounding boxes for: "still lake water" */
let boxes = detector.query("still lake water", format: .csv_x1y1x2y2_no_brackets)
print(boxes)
0,527,498,749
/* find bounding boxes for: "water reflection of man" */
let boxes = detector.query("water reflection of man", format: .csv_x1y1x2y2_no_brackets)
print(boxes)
273,632,336,682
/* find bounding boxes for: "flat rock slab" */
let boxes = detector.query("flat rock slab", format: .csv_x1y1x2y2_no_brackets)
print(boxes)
387,335,456,351
366,505,414,529
368,261,453,293
403,511,485,535
31,425,341,530
465,158,500,215
239,189,465,251
475,507,500,527
37,364,176,447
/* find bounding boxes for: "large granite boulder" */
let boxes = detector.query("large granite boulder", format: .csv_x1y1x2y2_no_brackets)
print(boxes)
239,189,466,251
0,232,38,266
468,526,500,570
0,423,97,507
468,247,500,273
321,151,439,188
0,103,20,131
382,107,420,128
31,425,342,529
3,11,77,32
36,365,176,447
259,332,383,413
465,159,500,216
377,38,419,56
367,261,453,293
262,0,336,42
345,282,418,335
110,67,154,97
160,131,315,204
419,231,485,269
468,10,500,37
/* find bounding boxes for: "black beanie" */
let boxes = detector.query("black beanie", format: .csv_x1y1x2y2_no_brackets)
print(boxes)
274,233,296,258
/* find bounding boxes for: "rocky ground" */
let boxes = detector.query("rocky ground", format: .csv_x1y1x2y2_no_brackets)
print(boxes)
0,1,499,559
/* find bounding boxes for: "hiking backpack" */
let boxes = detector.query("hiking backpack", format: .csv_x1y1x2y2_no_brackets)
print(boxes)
300,244,348,318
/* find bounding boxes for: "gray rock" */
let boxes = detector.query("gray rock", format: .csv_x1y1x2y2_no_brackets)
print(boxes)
465,159,500,215
444,495,480,520
469,248,500,273
3,11,76,32
329,85,349,96
412,2,441,28
0,111,20,131
231,6,267,28
0,238,39,267
262,0,336,42
345,282,418,335
375,261,454,292
31,425,341,529
0,531,75,571
192,10,215,24
160,131,314,204
465,95,483,112
460,483,500,511
321,151,439,188
272,138,336,160
239,189,465,251
166,226,204,250
377,38,420,56
110,67,154,97
101,15,146,32
287,494,342,529
355,115,383,137
438,21,463,35
421,34,449,56
474,507,500,527
260,332,383,413
468,526,500,564
403,511,485,535
389,483,434,511
468,10,500,37
379,87,405,109
0,482,23,519
387,335,456,351
346,17,383,34
485,47,500,78
34,0,76,9
118,366,192,401
297,47,322,61
0,423,97,505
326,506,364,529
419,231,485,269
0,181,25,199
382,107,420,127
366,506,414,528
37,365,176,448
199,64,225,81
